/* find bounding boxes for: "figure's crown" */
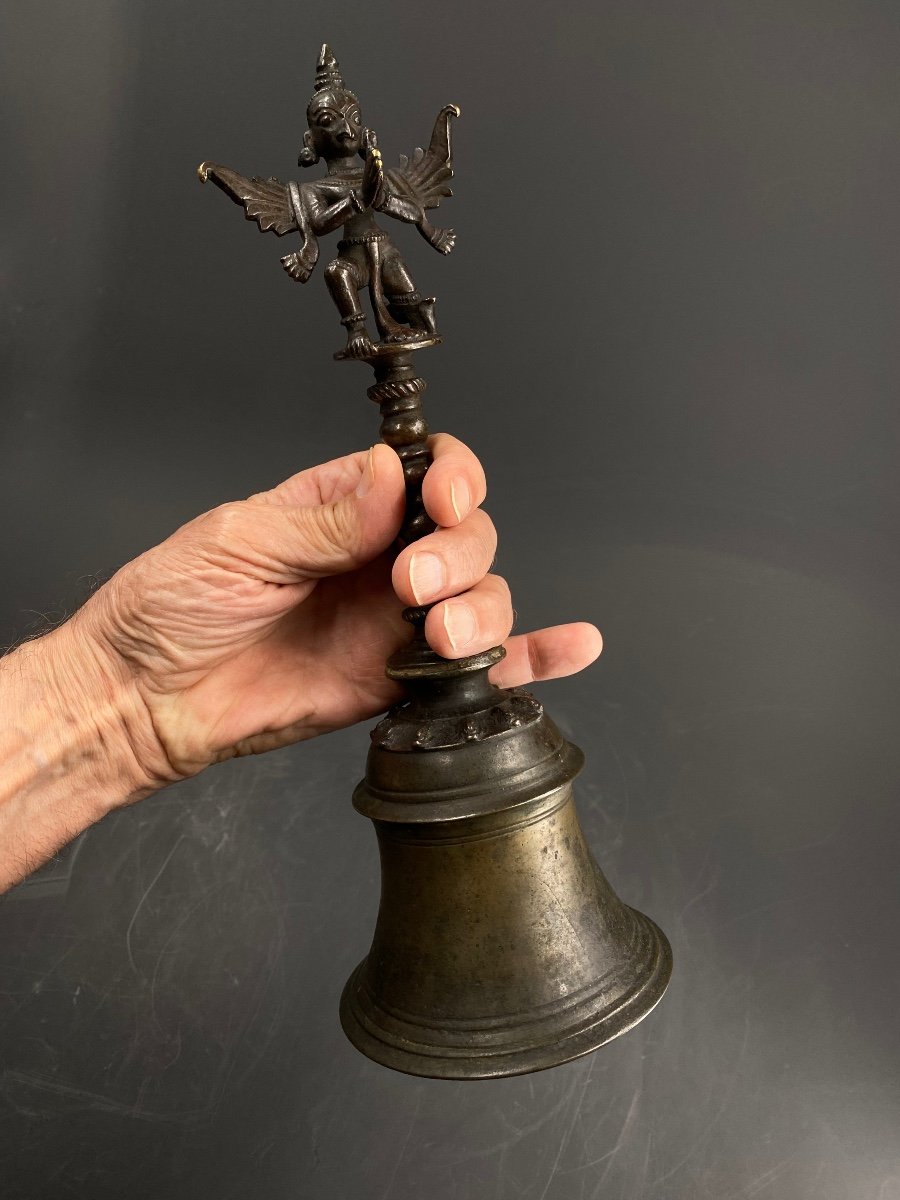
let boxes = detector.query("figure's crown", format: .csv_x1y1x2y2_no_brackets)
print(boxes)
314,44,349,95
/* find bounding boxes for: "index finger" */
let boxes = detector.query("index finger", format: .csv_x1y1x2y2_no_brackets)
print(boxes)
422,433,488,528
250,432,487,523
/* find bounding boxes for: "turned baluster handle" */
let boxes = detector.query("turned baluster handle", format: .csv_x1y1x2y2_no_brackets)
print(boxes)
367,358,435,549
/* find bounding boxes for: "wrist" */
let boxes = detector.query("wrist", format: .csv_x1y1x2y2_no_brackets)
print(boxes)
0,609,158,890
57,607,157,792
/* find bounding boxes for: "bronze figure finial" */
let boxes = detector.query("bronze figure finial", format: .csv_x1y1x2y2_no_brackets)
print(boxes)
199,45,457,362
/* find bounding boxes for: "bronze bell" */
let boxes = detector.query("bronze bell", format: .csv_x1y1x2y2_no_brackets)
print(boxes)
197,44,672,1080
340,640,672,1080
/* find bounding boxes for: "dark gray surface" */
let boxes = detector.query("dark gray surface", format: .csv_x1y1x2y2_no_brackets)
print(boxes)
3,1,900,1196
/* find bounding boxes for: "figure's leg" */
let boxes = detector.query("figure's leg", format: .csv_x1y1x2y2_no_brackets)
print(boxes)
324,255,374,357
383,254,438,337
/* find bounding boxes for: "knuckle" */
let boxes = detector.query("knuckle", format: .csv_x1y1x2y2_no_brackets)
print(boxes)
300,500,360,563
202,501,247,548
498,607,515,641
481,581,514,640
488,573,512,601
473,510,498,559
429,431,467,463
526,635,546,682
448,514,496,583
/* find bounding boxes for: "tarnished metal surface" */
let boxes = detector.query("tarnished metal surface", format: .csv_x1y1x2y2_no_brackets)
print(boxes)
201,43,671,1077
344,672,671,1078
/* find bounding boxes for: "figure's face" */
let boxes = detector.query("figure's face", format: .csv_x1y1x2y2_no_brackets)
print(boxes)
307,90,363,160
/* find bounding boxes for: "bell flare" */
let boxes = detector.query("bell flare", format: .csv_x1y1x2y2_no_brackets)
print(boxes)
340,717,671,1079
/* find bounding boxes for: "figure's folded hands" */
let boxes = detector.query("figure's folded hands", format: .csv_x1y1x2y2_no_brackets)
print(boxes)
65,435,602,792
360,143,386,211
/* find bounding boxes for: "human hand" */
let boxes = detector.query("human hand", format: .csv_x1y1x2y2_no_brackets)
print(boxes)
66,436,602,791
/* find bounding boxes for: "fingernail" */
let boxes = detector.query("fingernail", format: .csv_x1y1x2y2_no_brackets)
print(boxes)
355,447,377,498
450,477,471,522
409,552,445,604
443,602,477,652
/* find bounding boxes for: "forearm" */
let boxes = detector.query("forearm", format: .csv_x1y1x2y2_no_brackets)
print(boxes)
0,613,155,892
380,194,422,224
308,193,360,235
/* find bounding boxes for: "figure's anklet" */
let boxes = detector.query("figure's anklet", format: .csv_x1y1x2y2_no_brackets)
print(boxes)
389,291,422,306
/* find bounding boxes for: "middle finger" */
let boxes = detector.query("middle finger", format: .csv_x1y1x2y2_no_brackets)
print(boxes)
391,508,497,607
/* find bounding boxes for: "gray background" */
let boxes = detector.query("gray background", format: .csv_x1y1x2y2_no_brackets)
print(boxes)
2,0,900,1196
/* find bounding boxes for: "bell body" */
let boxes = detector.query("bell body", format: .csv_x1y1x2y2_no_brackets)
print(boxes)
340,677,671,1079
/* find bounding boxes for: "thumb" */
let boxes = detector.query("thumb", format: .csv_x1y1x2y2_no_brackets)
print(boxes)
203,444,406,584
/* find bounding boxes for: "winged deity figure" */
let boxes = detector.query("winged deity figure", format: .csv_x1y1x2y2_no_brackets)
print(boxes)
198,44,458,359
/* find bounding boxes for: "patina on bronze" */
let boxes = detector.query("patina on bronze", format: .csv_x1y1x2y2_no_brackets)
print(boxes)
199,44,671,1079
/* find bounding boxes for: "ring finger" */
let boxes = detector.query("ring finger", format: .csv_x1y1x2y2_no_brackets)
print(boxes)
392,508,497,608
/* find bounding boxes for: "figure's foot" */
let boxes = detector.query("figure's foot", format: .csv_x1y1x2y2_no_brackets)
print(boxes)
417,297,438,336
335,333,442,362
338,313,376,358
384,328,431,344
344,330,377,358
386,292,439,338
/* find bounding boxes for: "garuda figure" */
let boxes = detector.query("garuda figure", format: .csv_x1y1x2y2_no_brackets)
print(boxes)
199,45,458,359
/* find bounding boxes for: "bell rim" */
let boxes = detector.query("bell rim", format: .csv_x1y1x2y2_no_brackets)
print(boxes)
339,909,673,1080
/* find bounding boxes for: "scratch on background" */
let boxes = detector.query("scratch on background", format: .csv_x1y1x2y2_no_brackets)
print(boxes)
535,1052,607,1200
380,1089,424,1200
589,1087,643,1197
125,836,185,975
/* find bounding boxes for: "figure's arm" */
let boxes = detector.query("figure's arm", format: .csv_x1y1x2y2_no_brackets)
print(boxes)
362,139,450,249
378,192,423,224
304,143,397,234
415,218,456,254
383,105,459,255
375,188,455,253
304,185,363,235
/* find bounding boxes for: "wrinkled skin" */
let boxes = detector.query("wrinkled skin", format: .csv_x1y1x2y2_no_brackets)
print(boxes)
78,436,602,787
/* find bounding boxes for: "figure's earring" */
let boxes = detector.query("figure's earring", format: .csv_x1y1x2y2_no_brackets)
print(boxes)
298,130,319,167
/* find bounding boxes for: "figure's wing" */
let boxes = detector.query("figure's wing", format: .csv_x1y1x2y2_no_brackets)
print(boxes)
198,162,297,235
386,104,459,212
